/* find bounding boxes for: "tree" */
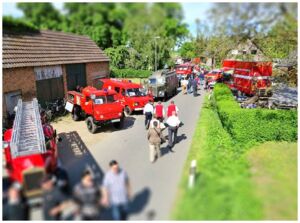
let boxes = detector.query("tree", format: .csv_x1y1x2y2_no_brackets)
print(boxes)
17,3,62,30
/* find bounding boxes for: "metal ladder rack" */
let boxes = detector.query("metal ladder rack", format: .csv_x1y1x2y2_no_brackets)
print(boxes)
10,98,47,158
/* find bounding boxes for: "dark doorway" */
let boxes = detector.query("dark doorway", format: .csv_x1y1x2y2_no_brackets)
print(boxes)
36,76,64,106
66,63,87,91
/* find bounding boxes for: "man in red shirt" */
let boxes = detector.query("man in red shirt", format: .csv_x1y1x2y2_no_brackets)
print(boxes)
154,101,165,122
166,101,179,118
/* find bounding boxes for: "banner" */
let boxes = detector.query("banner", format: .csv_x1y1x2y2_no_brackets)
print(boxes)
34,65,63,81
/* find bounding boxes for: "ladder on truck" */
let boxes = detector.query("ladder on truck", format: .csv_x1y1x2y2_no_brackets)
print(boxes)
10,98,47,158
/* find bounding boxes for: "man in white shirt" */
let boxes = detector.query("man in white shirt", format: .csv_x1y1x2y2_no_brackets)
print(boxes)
143,101,154,129
166,111,181,152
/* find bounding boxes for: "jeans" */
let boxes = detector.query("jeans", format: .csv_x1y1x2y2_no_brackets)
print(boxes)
145,112,152,128
168,126,178,147
111,203,129,220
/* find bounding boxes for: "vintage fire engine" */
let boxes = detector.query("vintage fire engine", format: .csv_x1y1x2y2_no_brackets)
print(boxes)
204,69,223,89
93,79,154,116
175,63,194,77
222,60,272,96
66,86,125,133
3,98,59,197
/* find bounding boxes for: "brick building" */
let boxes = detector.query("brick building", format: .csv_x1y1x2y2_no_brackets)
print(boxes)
3,30,110,117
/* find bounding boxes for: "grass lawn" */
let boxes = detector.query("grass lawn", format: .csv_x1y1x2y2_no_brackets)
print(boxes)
247,142,297,220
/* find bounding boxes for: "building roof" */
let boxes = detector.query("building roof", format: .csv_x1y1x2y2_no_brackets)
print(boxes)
3,30,110,69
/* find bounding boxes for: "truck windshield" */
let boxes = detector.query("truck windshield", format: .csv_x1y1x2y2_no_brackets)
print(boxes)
149,78,156,85
93,95,116,105
126,88,146,97
177,66,188,71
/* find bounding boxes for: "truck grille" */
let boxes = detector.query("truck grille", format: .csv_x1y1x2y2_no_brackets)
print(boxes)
23,168,45,197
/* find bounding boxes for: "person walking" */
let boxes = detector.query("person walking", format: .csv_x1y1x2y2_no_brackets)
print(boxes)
147,120,162,162
41,174,68,220
143,101,154,129
187,76,193,94
166,100,179,118
101,160,131,220
192,78,198,97
3,183,29,220
73,170,101,220
181,77,188,94
166,111,181,152
154,101,165,122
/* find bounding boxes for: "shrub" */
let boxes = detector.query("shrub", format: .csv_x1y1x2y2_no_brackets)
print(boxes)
110,68,152,78
213,84,298,144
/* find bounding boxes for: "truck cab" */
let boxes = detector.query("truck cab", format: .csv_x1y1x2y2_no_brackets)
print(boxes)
66,86,125,133
145,69,179,100
204,69,223,89
93,79,154,116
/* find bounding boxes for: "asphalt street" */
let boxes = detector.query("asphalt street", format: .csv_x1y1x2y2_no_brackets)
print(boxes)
80,88,205,220
26,87,205,220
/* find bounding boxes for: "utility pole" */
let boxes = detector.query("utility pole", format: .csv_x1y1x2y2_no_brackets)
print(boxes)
154,36,160,71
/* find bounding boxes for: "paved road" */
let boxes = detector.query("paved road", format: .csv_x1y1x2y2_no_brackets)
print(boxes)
27,88,205,220
65,88,204,220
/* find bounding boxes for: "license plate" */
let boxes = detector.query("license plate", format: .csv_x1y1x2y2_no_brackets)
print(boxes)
111,119,120,123
134,108,143,111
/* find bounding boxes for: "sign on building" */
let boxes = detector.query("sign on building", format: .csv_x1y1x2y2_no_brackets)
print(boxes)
34,65,63,81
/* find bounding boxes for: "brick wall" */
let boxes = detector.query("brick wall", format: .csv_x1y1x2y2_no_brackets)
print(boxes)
86,62,110,86
3,67,36,118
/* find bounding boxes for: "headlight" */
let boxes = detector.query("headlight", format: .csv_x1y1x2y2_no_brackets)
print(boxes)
133,102,138,106
118,112,122,116
159,91,165,96
100,115,104,119
3,141,9,149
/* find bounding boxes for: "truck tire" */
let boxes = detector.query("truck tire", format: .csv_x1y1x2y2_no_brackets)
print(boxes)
72,106,81,121
86,117,97,134
124,106,132,117
113,114,125,129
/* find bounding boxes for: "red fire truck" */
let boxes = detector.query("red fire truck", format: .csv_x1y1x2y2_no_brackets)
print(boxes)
93,79,154,116
204,69,223,89
222,60,272,96
3,98,60,197
175,63,194,77
66,86,125,133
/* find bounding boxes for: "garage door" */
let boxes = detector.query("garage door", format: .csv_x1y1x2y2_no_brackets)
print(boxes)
66,63,87,91
4,90,22,115
36,77,65,106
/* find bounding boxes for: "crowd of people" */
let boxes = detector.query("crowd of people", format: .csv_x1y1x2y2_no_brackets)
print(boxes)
144,100,182,163
3,160,131,221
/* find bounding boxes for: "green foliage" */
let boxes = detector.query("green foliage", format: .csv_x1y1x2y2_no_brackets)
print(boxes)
178,42,196,59
172,97,263,220
213,84,297,145
3,16,38,33
13,2,189,70
110,68,151,78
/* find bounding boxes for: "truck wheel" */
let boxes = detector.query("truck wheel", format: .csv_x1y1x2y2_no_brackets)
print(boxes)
72,106,81,121
124,106,132,117
113,115,125,129
86,117,97,134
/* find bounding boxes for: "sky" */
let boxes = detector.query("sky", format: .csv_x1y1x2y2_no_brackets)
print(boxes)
3,2,213,37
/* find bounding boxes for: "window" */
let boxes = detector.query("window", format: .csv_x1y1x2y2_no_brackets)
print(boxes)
67,94,74,101
93,80,104,90
121,89,126,96
251,50,257,55
242,50,247,55
107,95,116,103
93,96,105,105
115,87,120,93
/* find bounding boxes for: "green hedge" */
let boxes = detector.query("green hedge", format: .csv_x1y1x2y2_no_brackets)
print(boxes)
110,68,152,78
173,97,262,220
213,84,298,145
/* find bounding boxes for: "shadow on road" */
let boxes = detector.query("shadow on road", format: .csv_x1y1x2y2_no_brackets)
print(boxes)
176,133,187,144
100,187,151,220
58,131,104,186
